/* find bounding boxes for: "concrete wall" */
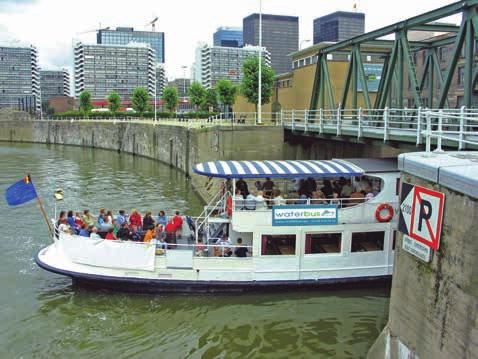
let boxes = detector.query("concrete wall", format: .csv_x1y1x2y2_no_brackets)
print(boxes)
0,119,284,202
368,172,478,359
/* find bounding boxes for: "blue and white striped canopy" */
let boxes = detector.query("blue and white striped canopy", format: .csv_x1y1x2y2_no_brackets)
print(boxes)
193,160,364,179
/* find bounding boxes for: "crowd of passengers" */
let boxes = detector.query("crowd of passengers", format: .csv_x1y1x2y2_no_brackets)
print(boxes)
55,209,251,257
232,176,378,209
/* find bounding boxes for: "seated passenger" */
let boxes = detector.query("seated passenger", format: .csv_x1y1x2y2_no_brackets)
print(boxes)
321,180,335,199
365,191,375,201
58,218,71,235
349,190,365,206
234,238,249,257
143,227,155,242
130,225,141,242
215,234,233,257
97,209,107,229
154,223,166,241
129,209,142,228
254,191,268,210
236,177,248,198
82,209,95,227
165,219,177,243
233,189,244,210
67,210,80,234
74,212,84,228
157,210,168,226
105,210,114,226
116,210,127,226
105,227,117,240
143,211,155,231
195,238,206,257
272,189,286,206
245,192,257,210
89,226,102,239
262,177,274,199
117,222,132,241
340,179,353,198
78,223,90,237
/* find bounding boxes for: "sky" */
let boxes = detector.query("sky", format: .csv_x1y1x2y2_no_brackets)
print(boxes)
0,0,461,81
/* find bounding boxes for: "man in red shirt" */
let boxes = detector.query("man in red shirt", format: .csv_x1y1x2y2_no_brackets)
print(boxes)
172,211,183,239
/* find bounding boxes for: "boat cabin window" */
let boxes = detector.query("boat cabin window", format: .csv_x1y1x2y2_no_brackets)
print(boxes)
305,233,341,254
261,235,296,255
233,175,384,210
351,231,385,252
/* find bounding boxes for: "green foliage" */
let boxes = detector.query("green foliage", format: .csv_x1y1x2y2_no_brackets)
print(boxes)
202,88,218,112
79,91,93,113
216,79,237,111
162,86,179,113
107,91,121,113
241,56,275,110
188,81,206,110
51,110,218,120
131,87,150,116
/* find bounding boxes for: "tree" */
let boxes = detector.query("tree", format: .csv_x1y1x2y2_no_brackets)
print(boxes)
107,91,121,114
216,79,237,113
131,87,150,116
162,86,178,113
79,91,92,114
241,56,275,111
202,87,218,112
188,81,206,110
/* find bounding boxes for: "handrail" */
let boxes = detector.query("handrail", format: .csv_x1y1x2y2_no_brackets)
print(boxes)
194,190,231,242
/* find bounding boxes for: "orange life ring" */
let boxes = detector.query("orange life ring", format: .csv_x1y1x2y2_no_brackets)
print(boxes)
375,203,394,222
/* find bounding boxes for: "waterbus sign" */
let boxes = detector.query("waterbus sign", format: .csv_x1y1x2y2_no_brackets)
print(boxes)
272,205,338,226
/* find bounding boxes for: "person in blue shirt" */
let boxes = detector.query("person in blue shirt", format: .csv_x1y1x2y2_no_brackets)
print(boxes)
78,224,90,237
116,210,127,226
67,210,80,234
157,210,168,227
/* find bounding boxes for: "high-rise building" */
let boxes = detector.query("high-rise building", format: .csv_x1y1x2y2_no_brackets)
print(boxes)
313,11,365,44
196,44,270,89
243,13,298,75
167,78,191,98
97,27,165,63
156,64,166,97
74,42,156,101
40,69,70,103
0,45,41,114
213,27,243,48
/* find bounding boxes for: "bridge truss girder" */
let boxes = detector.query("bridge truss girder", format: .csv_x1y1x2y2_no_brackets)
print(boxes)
310,0,478,111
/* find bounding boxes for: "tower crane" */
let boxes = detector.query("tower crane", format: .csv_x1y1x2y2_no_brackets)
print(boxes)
146,17,158,32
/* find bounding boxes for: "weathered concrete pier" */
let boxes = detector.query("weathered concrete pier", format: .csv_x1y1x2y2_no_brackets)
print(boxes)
368,151,478,359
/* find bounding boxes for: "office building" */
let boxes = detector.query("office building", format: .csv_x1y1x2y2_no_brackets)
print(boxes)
213,27,243,48
168,78,191,98
97,27,165,63
196,44,270,89
0,45,41,114
313,11,365,44
243,13,298,75
40,69,70,103
156,64,166,97
74,42,156,101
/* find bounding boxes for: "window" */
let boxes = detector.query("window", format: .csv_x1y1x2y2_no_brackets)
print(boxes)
306,233,341,254
261,235,296,255
458,67,464,86
351,231,385,252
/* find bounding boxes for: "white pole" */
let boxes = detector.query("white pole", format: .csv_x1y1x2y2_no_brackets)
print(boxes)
154,82,157,124
258,0,262,124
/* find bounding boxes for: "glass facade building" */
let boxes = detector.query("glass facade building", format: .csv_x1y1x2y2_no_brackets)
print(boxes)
0,45,41,114
213,27,243,48
313,12,365,44
243,14,298,75
74,42,156,101
196,44,270,89
97,27,165,64
40,69,70,103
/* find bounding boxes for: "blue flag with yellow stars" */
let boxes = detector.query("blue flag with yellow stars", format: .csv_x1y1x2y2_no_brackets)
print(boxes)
5,175,38,206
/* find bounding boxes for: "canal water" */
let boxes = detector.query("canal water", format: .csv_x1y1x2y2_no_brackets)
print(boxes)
0,143,389,358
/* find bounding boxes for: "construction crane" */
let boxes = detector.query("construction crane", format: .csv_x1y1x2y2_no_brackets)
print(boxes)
146,17,158,32
77,25,110,36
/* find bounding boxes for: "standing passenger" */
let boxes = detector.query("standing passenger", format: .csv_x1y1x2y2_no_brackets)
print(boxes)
129,209,142,228
157,210,168,226
143,211,155,231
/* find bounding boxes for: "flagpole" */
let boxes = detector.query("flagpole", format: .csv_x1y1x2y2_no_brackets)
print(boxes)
36,196,54,240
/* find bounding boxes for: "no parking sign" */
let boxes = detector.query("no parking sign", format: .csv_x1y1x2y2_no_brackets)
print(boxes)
398,183,445,250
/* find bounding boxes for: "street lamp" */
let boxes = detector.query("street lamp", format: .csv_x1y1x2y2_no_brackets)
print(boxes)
258,0,262,124
181,65,187,99
300,39,311,50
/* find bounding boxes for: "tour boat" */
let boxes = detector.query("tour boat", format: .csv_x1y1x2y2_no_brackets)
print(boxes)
35,158,399,293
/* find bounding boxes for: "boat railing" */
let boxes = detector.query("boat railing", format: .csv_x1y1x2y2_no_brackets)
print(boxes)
194,190,231,241
233,196,385,211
